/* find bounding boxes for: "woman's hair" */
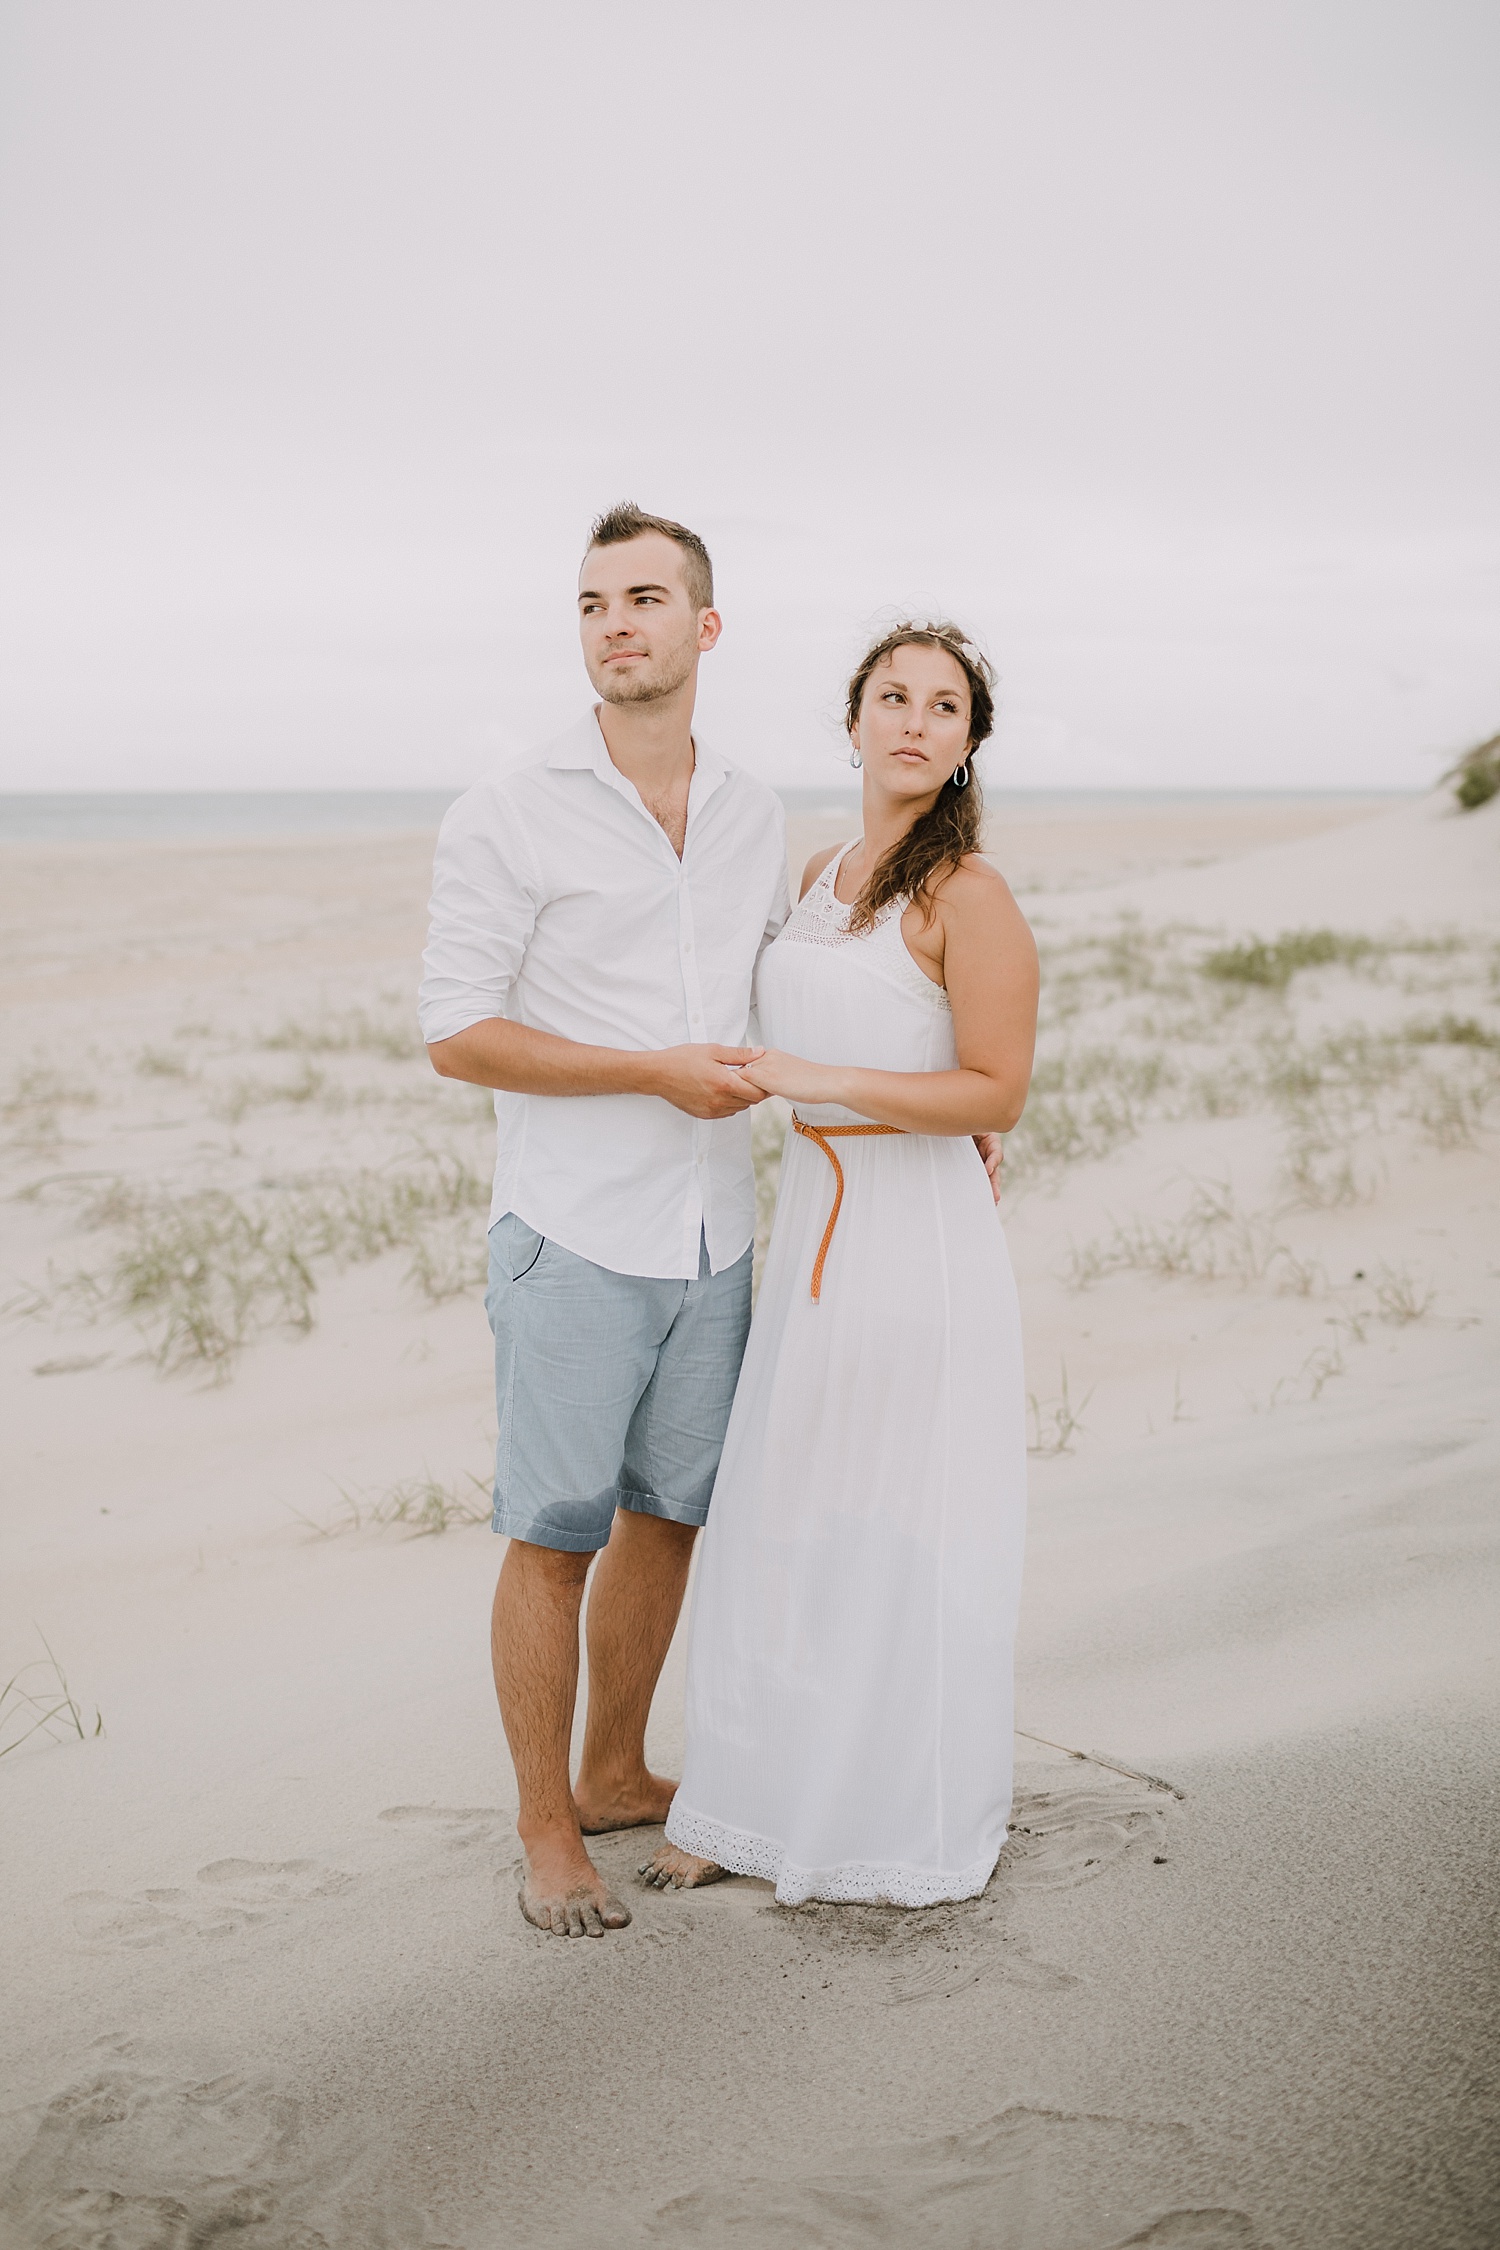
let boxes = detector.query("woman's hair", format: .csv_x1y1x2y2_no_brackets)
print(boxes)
842,620,996,933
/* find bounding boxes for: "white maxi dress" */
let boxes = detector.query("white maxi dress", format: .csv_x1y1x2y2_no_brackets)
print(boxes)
664,847,1028,1907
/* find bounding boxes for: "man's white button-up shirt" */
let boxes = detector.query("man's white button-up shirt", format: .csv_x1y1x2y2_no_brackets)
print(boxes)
419,710,790,1280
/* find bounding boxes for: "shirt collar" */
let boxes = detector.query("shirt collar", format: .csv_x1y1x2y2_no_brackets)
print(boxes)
546,707,729,805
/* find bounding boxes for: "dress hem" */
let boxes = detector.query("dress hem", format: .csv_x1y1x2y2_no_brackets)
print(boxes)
665,1802,1002,1909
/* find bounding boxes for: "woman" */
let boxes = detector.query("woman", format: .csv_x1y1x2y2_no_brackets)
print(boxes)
644,619,1038,1908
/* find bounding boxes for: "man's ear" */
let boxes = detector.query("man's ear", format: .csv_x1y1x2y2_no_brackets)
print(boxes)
697,607,723,653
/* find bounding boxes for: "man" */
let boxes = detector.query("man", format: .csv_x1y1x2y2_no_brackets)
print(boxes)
419,503,787,1937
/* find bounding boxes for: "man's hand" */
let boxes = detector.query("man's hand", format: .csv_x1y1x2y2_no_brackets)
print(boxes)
974,1132,1004,1204
648,1045,768,1119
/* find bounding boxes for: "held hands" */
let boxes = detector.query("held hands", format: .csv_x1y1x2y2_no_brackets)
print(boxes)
650,1044,770,1118
734,1049,842,1105
663,1044,1004,1196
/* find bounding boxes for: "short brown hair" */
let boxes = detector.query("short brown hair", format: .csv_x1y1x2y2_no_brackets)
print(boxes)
843,620,998,934
586,502,714,612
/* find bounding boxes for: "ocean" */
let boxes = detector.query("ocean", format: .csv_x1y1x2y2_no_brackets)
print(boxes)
0,788,1407,846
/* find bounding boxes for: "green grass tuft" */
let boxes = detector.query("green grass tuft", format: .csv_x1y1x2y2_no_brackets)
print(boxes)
1444,730,1500,812
62,1146,493,1374
1401,1013,1500,1051
1200,930,1373,992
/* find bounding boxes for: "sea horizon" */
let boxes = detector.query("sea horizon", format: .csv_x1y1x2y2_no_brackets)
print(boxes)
0,785,1417,846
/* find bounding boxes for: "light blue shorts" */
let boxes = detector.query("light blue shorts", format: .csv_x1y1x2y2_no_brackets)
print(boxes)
485,1214,753,1553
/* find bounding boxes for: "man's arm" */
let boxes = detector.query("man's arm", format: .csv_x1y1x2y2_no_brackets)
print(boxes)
428,1019,765,1120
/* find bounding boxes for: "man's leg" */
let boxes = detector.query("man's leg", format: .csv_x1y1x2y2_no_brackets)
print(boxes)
491,1538,631,1937
485,1213,669,1938
576,1236,753,1840
574,1509,697,1833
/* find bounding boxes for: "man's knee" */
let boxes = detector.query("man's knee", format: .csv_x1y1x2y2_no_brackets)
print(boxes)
500,1538,594,1591
611,1510,699,1557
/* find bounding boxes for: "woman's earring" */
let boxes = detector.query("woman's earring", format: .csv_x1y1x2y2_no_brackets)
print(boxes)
951,762,970,789
849,746,863,770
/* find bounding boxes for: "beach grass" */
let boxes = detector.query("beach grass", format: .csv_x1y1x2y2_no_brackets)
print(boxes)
51,1145,492,1373
1003,921,1499,1194
0,1638,103,1760
293,1471,492,1538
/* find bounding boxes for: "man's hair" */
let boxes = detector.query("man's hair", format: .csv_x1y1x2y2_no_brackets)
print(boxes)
586,502,714,612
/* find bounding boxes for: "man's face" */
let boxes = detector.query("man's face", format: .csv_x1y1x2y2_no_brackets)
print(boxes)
578,533,720,706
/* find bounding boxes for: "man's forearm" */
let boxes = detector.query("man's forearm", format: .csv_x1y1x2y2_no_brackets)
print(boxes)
428,1018,663,1098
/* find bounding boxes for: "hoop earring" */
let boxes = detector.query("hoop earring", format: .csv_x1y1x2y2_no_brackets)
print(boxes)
849,747,863,770
951,762,970,789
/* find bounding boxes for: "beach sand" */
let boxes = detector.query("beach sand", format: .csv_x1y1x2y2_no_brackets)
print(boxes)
1,789,1496,2249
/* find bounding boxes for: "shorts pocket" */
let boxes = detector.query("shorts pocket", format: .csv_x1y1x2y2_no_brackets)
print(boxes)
496,1214,547,1285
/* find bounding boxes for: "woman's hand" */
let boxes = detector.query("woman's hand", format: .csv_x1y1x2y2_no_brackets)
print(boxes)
736,1049,844,1105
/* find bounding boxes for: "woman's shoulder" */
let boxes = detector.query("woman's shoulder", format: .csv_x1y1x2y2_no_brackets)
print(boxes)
798,841,851,901
934,853,1035,942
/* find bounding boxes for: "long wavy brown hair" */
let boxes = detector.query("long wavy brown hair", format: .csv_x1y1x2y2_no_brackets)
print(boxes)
843,620,996,933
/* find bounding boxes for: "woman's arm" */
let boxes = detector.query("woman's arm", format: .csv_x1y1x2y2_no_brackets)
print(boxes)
738,858,1038,1135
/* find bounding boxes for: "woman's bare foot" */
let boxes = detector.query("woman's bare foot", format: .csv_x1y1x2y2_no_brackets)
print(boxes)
518,1826,631,1937
574,1767,678,1835
638,1843,728,1890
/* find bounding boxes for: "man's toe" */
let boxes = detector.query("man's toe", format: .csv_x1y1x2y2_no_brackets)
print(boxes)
582,1903,605,1937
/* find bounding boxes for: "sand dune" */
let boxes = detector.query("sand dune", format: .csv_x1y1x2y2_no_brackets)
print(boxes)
1022,787,1500,936
1,790,1495,2248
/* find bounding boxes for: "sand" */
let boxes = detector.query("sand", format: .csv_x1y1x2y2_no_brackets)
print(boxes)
1,788,1496,2249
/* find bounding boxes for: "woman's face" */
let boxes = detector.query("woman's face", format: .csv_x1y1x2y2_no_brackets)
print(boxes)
851,645,973,805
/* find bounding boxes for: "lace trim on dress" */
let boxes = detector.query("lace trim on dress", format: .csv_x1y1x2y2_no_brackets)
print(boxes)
664,1803,1000,1909
780,846,951,1014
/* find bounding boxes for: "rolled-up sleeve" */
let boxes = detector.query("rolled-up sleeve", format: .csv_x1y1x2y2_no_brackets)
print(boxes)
418,782,543,1046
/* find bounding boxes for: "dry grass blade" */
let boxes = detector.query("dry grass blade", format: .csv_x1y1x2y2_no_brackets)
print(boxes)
1373,1264,1435,1325
300,1471,492,1538
0,1637,104,1760
1065,1180,1293,1293
1027,1362,1091,1456
1014,1728,1186,1800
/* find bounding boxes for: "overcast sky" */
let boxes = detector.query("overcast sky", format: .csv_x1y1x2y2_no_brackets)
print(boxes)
1,1,1496,793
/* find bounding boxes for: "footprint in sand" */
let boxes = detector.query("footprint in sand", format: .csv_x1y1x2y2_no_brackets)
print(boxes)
4,2038,454,2250
67,1861,355,1949
610,2103,1259,2250
999,1778,1172,1894
780,1776,1172,2005
196,1857,356,1902
1116,2218,1262,2248
378,1804,507,1851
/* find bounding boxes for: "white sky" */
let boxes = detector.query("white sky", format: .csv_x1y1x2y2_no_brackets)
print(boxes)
1,0,1497,792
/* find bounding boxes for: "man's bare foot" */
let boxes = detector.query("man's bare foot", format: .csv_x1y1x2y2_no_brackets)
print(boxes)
638,1843,728,1890
518,1828,631,1937
574,1768,678,1835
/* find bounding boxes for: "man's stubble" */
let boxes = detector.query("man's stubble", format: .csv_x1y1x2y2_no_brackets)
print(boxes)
594,626,700,709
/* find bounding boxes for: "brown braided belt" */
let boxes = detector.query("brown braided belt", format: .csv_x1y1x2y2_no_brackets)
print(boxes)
790,1112,906,1301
